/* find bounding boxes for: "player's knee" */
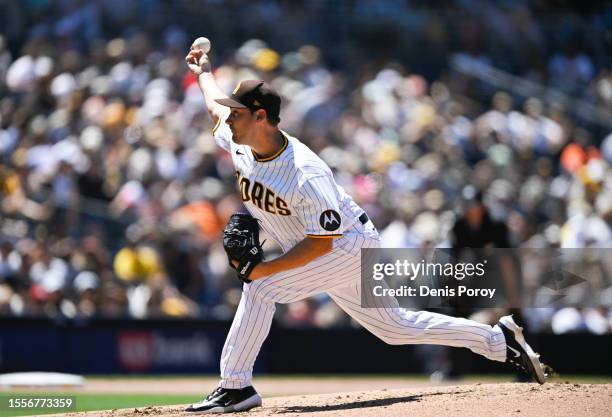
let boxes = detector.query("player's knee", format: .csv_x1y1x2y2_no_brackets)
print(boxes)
378,335,404,345
242,280,275,303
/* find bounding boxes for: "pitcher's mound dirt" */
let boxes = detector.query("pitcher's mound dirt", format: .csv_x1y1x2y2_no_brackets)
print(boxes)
56,382,610,417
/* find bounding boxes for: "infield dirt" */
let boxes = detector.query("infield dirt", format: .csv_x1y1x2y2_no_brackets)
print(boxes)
50,382,610,417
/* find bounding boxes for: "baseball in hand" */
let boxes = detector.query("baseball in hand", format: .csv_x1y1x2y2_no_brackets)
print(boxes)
192,37,211,53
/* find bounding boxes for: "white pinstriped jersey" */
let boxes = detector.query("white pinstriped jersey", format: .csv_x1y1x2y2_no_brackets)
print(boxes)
213,109,365,254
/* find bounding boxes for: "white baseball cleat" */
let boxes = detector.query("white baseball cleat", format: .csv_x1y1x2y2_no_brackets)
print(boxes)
185,386,262,413
498,315,547,384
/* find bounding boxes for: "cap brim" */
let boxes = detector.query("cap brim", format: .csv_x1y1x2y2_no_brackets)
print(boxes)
215,98,248,108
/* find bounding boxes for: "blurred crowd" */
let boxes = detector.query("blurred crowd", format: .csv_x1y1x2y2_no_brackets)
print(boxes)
0,0,611,333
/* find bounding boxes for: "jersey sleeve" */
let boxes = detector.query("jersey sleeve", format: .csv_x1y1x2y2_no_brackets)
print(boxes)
295,175,344,238
212,107,232,152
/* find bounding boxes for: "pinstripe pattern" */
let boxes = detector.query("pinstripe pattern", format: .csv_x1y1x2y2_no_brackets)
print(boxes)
212,116,508,390
218,223,506,389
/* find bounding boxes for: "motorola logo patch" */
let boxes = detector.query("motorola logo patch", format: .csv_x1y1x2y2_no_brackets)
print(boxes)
319,210,341,231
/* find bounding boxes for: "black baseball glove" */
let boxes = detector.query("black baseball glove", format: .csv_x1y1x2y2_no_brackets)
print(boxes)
223,213,264,283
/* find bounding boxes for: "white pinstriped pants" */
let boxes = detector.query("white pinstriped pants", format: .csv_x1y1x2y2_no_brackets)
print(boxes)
219,226,507,389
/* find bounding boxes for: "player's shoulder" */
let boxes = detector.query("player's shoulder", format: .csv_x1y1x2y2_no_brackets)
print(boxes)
284,132,331,184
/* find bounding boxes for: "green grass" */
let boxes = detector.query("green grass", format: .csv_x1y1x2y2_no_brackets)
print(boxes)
0,393,200,416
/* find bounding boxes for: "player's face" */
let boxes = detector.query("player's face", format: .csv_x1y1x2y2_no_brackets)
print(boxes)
226,108,256,145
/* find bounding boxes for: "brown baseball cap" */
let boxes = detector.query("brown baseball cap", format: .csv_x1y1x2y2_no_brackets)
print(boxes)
215,80,281,123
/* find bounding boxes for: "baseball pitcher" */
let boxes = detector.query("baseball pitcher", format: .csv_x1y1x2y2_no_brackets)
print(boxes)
184,38,546,414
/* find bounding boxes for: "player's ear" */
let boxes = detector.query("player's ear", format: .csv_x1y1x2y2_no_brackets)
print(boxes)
255,109,266,122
